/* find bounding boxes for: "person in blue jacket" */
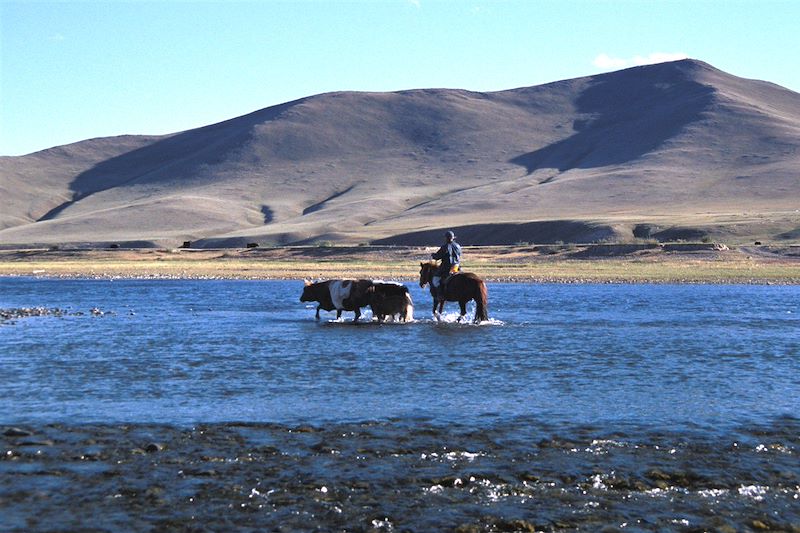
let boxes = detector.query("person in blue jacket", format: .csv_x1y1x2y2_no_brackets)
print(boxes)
431,230,461,301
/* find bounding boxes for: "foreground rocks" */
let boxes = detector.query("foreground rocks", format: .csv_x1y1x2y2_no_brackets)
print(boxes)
0,307,68,321
1,421,798,532
0,307,112,324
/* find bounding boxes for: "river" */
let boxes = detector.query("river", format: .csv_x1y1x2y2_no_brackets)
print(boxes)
1,278,798,531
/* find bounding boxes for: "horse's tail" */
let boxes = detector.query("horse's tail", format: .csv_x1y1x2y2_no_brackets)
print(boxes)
473,279,489,322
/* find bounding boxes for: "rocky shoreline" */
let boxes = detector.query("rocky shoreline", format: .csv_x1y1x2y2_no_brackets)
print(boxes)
2,421,798,532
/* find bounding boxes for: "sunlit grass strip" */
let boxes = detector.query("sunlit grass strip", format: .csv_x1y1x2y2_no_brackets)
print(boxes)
469,259,800,283
1,256,798,283
0,259,414,280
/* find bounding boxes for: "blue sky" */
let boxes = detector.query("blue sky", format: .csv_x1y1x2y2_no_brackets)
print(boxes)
2,0,799,156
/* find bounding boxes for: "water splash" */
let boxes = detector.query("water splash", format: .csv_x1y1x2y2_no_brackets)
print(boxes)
426,311,504,326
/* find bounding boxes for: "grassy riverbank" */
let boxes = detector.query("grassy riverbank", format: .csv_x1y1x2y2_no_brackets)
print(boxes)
0,244,799,284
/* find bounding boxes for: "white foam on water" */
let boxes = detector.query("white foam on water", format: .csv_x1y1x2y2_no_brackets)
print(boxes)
737,484,768,500
590,474,608,490
371,518,394,530
311,306,504,326
425,311,504,326
585,439,627,455
443,450,485,462
698,488,729,499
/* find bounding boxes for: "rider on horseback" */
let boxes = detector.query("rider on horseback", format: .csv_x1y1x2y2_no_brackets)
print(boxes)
431,230,461,302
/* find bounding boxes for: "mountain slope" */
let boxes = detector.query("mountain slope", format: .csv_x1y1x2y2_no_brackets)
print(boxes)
1,59,799,247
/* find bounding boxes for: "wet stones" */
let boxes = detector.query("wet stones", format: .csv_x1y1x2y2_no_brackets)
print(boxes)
145,442,165,453
1,307,65,323
494,519,538,533
0,307,113,323
537,437,578,449
3,427,33,437
457,518,543,533
4,449,22,459
290,425,319,433
517,473,540,483
2,428,56,460
645,468,671,481
144,485,166,500
179,467,219,477
430,475,467,488
644,468,709,489
310,440,338,454
2,422,799,531
20,439,55,447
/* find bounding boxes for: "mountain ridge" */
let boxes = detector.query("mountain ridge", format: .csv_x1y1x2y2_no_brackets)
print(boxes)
2,59,799,247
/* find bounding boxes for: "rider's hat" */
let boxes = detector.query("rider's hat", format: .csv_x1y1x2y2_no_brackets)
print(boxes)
445,230,455,240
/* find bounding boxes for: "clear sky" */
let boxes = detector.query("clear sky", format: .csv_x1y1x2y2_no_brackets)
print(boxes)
2,0,799,156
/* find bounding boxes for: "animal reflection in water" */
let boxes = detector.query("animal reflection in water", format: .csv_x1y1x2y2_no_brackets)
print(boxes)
419,261,489,323
300,279,413,322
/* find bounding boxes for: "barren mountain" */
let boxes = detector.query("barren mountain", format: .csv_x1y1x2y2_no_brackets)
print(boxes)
1,59,799,248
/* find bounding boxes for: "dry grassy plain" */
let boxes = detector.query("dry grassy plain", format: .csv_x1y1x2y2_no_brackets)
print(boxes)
1,245,799,284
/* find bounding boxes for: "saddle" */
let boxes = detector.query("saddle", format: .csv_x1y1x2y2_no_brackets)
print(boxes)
439,267,461,298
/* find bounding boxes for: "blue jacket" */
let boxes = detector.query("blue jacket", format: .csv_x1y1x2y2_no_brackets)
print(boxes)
432,241,461,276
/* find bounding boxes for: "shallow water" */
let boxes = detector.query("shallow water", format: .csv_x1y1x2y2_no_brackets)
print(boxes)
1,278,799,531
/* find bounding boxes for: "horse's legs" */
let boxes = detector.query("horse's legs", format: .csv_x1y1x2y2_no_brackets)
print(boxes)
459,300,467,321
437,300,445,314
336,309,342,320
432,299,438,316
315,305,321,320
354,307,361,322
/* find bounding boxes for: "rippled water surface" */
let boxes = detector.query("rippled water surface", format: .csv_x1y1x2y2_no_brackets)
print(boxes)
2,278,798,428
1,278,799,531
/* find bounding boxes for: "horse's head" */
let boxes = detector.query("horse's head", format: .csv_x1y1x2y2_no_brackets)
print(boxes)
419,261,436,288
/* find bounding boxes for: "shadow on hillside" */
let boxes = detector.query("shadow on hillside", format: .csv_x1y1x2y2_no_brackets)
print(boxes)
38,99,306,221
511,62,715,174
372,221,623,246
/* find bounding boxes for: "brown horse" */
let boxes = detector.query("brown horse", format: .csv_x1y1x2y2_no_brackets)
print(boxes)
419,261,489,323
